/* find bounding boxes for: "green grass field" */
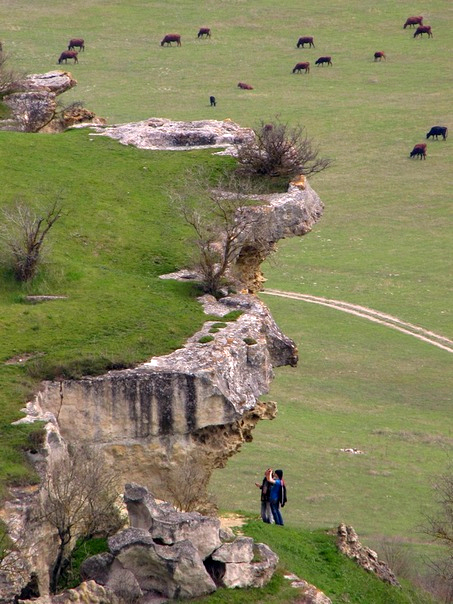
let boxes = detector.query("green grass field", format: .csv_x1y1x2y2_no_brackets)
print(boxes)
1,0,452,595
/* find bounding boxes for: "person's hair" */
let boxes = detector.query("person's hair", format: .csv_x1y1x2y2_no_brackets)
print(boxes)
275,469,283,479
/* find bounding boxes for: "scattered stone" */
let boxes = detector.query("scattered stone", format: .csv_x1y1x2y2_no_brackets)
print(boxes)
336,524,400,586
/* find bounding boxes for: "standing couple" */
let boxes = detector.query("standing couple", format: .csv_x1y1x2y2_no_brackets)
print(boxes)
255,468,286,526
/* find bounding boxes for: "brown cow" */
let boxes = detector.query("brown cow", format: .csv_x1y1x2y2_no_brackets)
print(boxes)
292,62,310,74
410,143,427,159
58,50,78,64
296,36,315,48
198,28,211,38
237,82,253,89
161,34,181,46
414,25,432,38
403,16,423,28
374,51,386,61
315,56,332,66
68,38,84,51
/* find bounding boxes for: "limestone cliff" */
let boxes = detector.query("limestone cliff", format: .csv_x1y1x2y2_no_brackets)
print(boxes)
1,118,324,600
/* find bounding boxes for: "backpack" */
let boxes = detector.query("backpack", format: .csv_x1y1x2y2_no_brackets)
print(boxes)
280,482,287,507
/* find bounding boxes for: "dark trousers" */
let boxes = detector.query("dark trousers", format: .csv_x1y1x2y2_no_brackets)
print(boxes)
270,499,284,525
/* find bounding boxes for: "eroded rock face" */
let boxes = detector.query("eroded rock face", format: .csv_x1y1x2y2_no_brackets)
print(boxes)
0,71,105,132
89,117,254,150
29,294,295,504
80,484,278,601
336,524,400,586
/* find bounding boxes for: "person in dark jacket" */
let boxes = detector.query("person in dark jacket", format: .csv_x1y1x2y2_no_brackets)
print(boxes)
255,469,273,523
266,468,285,526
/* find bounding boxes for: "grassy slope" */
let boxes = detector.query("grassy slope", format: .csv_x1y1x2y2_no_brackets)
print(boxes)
0,130,232,494
1,0,452,596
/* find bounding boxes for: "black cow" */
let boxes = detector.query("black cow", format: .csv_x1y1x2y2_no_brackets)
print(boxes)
374,51,386,61
296,36,315,48
315,56,332,66
210,95,216,106
426,126,448,140
198,28,211,38
410,143,427,159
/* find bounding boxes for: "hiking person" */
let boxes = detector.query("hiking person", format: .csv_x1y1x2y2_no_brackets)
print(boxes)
266,468,286,526
255,468,273,523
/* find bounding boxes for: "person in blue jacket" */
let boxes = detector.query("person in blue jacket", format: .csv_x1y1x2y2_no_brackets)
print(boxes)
266,468,285,526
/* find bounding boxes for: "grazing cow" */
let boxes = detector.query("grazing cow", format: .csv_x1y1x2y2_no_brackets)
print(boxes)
374,51,386,61
296,36,315,48
198,28,211,38
403,16,423,28
161,34,181,46
426,126,448,140
58,50,78,64
410,143,427,159
292,62,310,74
315,56,332,66
210,95,216,106
413,25,432,38
68,38,84,51
237,82,253,89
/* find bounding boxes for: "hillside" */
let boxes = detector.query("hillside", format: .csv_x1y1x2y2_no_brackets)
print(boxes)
1,0,452,601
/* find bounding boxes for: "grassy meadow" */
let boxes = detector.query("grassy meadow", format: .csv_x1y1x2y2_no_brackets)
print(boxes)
1,0,453,592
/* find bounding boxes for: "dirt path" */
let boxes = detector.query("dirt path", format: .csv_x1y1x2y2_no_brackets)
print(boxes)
262,289,453,354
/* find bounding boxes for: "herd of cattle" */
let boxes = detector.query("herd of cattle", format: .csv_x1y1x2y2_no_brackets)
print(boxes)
55,18,446,160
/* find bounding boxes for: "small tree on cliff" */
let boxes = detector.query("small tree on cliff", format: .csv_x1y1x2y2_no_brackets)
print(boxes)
423,465,453,601
0,198,63,281
38,444,123,593
172,169,268,295
236,117,332,179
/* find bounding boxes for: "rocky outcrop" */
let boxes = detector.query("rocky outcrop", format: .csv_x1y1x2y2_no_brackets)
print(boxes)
80,484,278,601
20,293,295,507
0,71,105,132
336,524,400,586
89,117,254,150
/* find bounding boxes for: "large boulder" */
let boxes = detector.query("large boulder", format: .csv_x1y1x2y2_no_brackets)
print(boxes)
80,484,277,601
90,117,254,150
124,484,221,559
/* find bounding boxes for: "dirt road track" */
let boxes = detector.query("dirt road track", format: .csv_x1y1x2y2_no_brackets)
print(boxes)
262,289,453,354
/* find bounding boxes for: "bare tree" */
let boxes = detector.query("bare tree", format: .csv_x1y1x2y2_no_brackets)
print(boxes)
0,48,21,96
0,198,63,281
165,456,214,513
173,169,267,295
236,117,332,179
38,444,123,593
423,465,453,602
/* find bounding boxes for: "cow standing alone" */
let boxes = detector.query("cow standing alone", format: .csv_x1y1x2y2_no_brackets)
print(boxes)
198,28,211,38
237,82,253,89
374,51,386,61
